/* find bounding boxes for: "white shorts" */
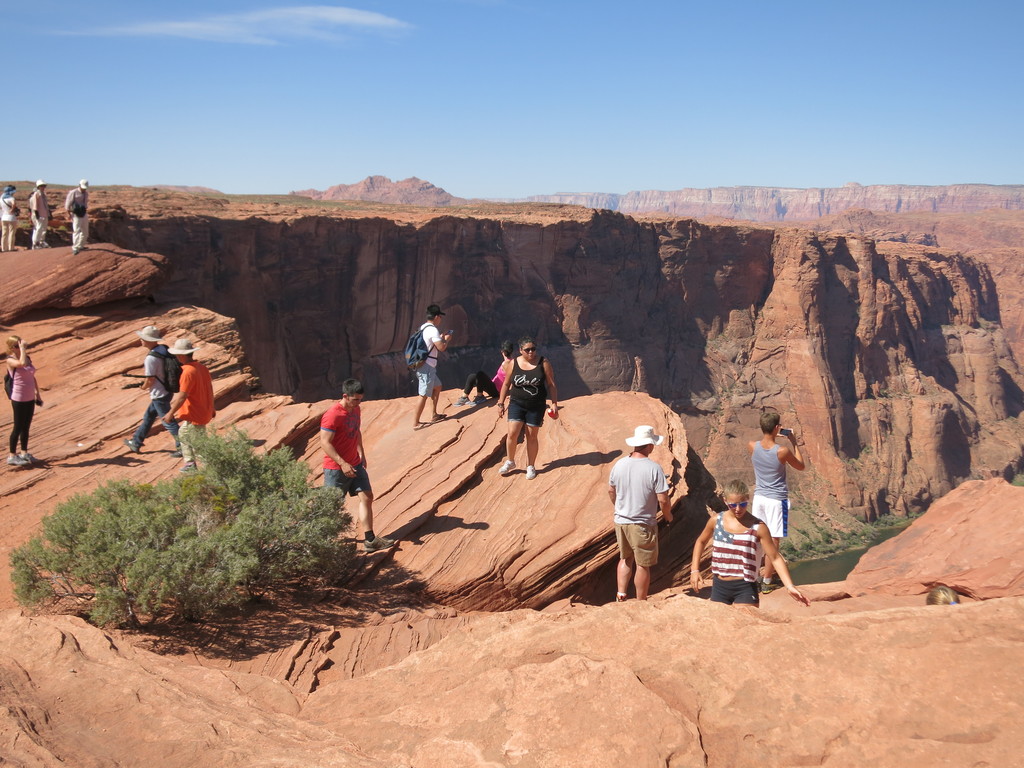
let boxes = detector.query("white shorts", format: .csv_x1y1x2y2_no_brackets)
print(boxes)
752,494,789,538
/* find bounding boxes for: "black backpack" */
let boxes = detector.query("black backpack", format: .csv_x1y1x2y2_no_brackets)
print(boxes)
150,348,183,393
404,323,433,371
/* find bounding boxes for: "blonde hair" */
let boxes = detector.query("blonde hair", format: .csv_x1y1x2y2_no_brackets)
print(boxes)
722,479,750,499
6,335,21,355
926,586,960,605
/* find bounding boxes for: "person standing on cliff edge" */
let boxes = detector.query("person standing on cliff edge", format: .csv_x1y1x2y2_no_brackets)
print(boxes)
608,425,673,601
64,179,89,255
411,304,452,429
748,411,806,592
28,181,50,249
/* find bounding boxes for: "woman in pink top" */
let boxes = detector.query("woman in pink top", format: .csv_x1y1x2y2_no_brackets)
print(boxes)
6,335,43,466
454,339,515,407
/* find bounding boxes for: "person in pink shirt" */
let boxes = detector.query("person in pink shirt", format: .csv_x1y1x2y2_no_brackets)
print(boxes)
454,340,514,407
5,335,43,466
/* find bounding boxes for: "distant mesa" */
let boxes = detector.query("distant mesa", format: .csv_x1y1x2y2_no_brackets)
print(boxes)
512,183,1024,222
289,177,1024,222
292,175,467,206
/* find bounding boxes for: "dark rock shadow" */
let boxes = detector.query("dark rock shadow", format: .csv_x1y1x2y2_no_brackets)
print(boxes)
543,450,619,471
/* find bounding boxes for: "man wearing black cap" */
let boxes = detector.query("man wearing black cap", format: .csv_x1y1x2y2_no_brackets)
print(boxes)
411,304,453,428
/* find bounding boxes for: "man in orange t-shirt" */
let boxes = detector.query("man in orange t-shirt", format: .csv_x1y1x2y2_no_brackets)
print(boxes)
162,339,214,473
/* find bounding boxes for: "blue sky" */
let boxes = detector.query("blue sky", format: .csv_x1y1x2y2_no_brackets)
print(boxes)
5,0,1021,198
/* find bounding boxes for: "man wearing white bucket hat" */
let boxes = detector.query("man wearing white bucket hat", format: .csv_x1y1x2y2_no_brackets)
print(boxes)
161,339,214,472
64,179,89,255
607,425,673,601
124,325,181,457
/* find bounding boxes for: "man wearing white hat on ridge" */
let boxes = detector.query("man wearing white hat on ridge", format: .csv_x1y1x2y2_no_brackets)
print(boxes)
162,339,214,472
607,425,673,601
64,179,89,255
28,181,50,249
124,325,182,457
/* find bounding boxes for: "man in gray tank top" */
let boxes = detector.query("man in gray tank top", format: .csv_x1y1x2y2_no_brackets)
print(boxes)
748,412,806,592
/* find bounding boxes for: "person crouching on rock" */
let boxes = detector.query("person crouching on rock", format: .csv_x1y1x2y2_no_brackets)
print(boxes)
5,335,44,466
161,339,214,473
454,339,514,407
690,479,809,608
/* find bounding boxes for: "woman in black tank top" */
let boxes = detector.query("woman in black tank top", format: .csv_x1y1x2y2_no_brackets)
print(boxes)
496,336,559,480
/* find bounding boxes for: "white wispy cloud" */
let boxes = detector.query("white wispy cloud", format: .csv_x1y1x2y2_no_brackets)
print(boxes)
87,6,411,45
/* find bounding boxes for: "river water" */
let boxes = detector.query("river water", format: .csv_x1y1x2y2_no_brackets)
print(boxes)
788,523,910,584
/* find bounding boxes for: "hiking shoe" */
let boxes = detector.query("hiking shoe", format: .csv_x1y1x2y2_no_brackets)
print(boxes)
760,581,781,594
170,449,183,458
364,535,396,554
498,459,516,476
19,453,36,464
7,455,28,466
454,396,471,407
526,465,537,480
473,395,489,404
124,438,141,453
179,462,198,473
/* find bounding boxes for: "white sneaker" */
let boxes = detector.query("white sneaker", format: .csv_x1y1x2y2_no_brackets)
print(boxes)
498,459,515,475
454,396,471,407
526,465,537,480
7,455,28,466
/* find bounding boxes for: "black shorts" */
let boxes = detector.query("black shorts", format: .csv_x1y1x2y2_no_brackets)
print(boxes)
710,576,760,606
507,398,545,427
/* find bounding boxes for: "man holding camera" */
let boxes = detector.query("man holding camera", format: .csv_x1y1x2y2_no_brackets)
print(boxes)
64,179,89,255
748,412,806,592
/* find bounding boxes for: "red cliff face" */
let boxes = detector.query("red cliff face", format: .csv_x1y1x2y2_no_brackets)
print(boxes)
85,193,1024,527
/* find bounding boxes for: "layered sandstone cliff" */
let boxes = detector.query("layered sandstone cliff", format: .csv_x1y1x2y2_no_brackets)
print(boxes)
82,191,1024,528
521,182,1024,221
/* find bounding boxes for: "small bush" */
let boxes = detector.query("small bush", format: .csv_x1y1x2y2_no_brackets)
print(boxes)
11,429,353,627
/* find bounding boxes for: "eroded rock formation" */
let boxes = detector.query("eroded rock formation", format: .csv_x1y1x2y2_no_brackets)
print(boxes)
80,193,1024,527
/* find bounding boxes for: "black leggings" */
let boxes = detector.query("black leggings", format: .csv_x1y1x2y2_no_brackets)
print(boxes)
10,400,35,453
463,372,499,398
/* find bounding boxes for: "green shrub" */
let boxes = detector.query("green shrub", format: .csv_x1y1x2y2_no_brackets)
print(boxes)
11,429,353,627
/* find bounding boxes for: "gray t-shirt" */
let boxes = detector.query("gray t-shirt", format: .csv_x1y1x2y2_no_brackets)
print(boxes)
752,442,788,500
609,455,669,526
144,346,170,400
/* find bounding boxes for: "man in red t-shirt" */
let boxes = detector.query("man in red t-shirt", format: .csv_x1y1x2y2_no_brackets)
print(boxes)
320,379,395,554
163,338,215,473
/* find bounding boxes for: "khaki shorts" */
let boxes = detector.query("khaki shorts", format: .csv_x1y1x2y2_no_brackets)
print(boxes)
615,523,659,567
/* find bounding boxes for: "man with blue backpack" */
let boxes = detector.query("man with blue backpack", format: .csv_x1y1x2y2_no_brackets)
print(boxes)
408,304,453,429
123,325,182,456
